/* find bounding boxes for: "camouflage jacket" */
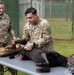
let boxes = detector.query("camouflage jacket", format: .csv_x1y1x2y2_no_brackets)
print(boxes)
0,13,15,44
22,18,55,51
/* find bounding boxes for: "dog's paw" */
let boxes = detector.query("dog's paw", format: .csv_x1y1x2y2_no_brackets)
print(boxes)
36,63,49,67
36,67,50,73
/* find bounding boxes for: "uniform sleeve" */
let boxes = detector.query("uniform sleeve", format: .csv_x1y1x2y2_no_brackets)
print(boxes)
22,24,30,41
8,20,16,39
33,20,51,47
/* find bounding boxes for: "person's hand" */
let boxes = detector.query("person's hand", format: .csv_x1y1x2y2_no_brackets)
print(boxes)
5,45,14,51
24,43,34,51
12,37,20,45
21,45,25,48
5,45,12,49
13,37,16,40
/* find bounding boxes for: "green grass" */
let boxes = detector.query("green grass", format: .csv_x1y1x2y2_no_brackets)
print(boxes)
49,18,72,39
54,39,74,57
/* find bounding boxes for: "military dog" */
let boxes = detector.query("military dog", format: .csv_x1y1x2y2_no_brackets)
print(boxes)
6,39,69,73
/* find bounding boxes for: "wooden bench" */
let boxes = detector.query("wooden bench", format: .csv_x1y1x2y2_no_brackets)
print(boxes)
0,55,67,75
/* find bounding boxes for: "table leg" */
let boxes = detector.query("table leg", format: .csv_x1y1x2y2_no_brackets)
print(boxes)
8,68,17,75
0,65,4,75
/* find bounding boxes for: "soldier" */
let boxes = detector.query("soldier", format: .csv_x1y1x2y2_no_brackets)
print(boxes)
6,7,56,72
22,7,55,52
0,1,16,75
7,7,55,73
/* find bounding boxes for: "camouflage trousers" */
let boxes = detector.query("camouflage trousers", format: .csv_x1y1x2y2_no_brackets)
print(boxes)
0,65,17,75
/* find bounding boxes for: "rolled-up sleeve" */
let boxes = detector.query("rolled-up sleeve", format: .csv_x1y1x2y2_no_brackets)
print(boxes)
22,24,30,41
8,20,15,39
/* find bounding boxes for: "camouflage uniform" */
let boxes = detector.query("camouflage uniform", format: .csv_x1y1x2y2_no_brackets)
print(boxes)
22,18,55,51
0,13,15,47
0,13,17,75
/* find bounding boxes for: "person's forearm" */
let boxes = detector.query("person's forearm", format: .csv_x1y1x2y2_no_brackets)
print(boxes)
10,29,16,39
33,37,50,48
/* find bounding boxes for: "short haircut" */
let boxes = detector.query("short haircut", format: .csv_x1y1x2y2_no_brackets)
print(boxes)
0,0,4,4
25,7,37,15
